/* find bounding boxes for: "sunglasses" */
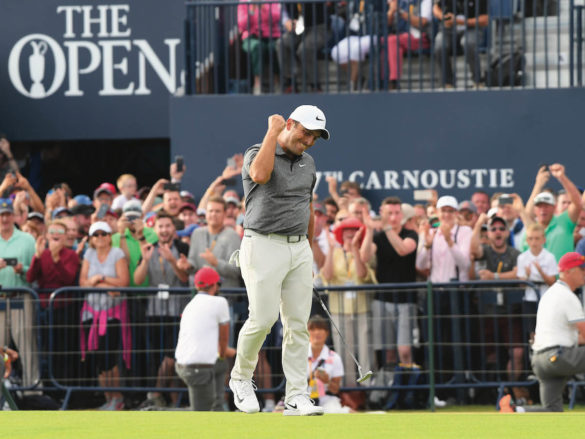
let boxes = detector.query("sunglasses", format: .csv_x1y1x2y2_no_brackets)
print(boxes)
92,231,110,237
490,227,506,232
48,228,66,235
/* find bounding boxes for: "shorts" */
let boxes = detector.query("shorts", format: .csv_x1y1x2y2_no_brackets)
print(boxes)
83,318,122,374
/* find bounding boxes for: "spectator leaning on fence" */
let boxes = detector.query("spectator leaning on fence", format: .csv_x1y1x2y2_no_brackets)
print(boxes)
79,221,130,411
26,219,80,381
384,0,432,89
432,0,489,88
523,164,583,262
470,213,524,386
134,211,190,410
320,217,376,386
237,0,282,95
0,197,38,389
369,196,418,368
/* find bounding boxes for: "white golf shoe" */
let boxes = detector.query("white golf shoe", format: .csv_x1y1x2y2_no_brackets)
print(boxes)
283,394,324,416
229,379,260,414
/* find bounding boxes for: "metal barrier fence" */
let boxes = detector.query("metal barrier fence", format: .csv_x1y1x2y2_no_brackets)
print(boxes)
184,0,584,94
2,281,585,410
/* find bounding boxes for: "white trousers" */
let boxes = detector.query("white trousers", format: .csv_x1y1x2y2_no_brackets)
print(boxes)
331,35,376,63
231,231,313,400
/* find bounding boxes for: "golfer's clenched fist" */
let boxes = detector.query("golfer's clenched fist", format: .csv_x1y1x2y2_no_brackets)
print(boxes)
268,114,286,134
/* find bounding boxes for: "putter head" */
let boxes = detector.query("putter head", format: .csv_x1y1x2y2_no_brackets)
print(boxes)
357,370,373,383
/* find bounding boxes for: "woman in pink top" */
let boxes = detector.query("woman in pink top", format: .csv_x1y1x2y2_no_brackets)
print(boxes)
237,0,281,94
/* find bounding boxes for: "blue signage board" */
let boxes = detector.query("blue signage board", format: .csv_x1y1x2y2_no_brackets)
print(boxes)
170,89,585,207
0,0,185,140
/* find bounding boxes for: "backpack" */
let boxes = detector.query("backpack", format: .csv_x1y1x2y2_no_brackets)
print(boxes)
486,50,525,87
384,363,428,410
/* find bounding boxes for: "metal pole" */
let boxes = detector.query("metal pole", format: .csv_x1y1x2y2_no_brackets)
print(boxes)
577,6,583,86
427,281,435,412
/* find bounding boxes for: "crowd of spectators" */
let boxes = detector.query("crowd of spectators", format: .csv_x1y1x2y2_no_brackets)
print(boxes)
2,131,584,410
235,0,491,93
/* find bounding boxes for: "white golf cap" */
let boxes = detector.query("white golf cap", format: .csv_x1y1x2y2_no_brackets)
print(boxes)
487,207,499,218
436,195,458,210
89,221,112,236
534,191,556,206
288,105,330,140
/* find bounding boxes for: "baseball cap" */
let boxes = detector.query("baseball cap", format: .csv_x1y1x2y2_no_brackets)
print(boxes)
487,207,499,218
73,194,92,206
401,203,416,225
558,252,585,272
177,223,198,238
488,216,506,227
27,211,45,222
436,195,458,210
0,198,14,214
224,196,241,207
194,266,221,289
196,208,206,216
123,199,143,215
458,200,477,213
314,202,326,215
179,202,197,212
71,204,96,216
534,192,555,206
288,105,330,140
52,207,72,219
180,190,195,201
89,221,112,236
93,182,116,199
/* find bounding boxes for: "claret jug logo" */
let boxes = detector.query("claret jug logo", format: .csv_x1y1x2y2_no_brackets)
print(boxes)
8,4,181,99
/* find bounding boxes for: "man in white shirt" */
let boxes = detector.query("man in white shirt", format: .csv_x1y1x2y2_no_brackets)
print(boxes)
175,267,230,411
500,252,585,413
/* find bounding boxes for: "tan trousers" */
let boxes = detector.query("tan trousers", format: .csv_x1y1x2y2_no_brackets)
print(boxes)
231,231,313,401
0,294,40,387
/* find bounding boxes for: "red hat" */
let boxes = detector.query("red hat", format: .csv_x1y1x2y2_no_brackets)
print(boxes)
94,182,116,199
194,266,221,289
333,217,365,246
558,252,585,272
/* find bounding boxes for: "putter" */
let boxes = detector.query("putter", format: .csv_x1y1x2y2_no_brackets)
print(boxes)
312,287,373,383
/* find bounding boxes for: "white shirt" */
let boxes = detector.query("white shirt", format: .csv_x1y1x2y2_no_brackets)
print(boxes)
517,248,558,302
175,292,230,365
532,280,585,351
409,0,432,39
307,345,344,405
312,228,330,283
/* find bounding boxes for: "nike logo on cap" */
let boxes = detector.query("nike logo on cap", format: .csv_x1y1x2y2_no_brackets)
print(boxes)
316,116,324,121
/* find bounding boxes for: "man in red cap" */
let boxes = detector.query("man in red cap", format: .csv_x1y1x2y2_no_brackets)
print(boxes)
500,252,585,412
174,267,231,411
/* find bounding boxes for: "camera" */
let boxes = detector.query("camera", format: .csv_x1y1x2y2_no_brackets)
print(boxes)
163,183,179,191
4,258,18,267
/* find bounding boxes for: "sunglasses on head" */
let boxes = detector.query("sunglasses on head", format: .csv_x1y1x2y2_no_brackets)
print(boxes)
490,226,506,232
93,231,109,237
48,228,65,235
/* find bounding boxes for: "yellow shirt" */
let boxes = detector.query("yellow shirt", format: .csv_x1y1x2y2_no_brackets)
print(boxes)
320,247,377,315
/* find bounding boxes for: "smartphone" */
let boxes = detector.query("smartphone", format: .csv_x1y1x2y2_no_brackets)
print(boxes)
96,203,109,219
227,157,236,169
163,183,179,191
175,155,184,173
499,196,514,205
4,258,18,267
413,189,434,201
222,177,236,186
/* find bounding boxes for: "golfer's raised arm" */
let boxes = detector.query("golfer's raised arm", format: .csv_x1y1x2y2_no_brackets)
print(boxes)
249,114,285,184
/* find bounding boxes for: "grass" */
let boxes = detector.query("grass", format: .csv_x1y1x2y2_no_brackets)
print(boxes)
5,408,585,439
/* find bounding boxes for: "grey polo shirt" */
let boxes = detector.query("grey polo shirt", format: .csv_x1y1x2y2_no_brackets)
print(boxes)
242,143,316,236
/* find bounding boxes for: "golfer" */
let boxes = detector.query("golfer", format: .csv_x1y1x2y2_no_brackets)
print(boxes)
500,252,585,412
229,105,329,416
